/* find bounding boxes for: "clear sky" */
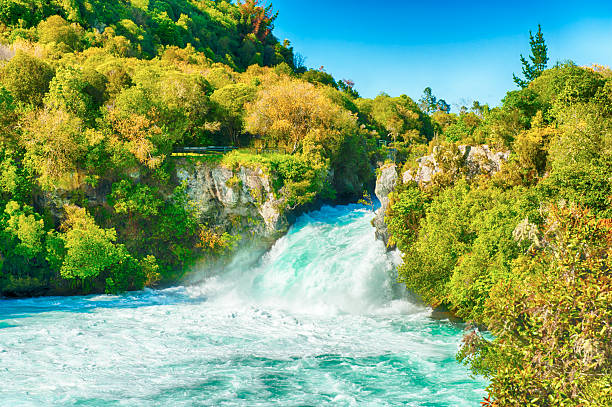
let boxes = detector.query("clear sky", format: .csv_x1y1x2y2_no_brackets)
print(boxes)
270,0,612,109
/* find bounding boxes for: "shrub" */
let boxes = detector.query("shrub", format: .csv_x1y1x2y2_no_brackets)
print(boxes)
0,51,54,106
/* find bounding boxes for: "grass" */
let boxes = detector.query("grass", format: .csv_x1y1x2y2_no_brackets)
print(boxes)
171,152,225,165
220,150,291,172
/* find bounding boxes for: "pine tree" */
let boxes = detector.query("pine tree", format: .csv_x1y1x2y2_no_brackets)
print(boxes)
513,25,548,88
419,87,437,114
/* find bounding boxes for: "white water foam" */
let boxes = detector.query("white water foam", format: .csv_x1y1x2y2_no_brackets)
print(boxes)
0,204,487,406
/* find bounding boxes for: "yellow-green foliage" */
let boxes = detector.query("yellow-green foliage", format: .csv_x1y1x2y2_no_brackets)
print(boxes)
0,51,54,106
226,174,242,189
460,206,612,406
384,61,612,405
357,93,431,141
245,78,358,154
0,0,298,70
222,150,330,208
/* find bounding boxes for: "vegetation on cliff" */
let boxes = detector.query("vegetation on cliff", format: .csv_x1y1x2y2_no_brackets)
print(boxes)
0,0,434,296
384,29,611,405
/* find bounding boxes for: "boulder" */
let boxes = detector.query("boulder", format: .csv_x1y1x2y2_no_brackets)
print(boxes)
373,164,398,249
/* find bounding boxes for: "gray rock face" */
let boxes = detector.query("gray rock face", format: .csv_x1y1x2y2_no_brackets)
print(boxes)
176,160,288,242
0,44,15,61
373,164,398,249
403,145,510,185
374,145,510,250
462,145,510,178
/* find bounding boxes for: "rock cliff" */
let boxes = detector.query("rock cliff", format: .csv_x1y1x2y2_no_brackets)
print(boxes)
403,145,510,185
374,145,510,250
373,164,398,249
176,160,289,243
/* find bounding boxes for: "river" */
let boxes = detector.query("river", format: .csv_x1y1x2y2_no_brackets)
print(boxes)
0,205,486,406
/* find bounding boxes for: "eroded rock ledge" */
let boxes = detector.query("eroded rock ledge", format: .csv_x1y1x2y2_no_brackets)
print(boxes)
373,164,398,249
374,145,510,250
176,160,289,244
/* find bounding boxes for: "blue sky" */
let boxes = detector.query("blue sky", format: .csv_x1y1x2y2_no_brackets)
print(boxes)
271,0,612,109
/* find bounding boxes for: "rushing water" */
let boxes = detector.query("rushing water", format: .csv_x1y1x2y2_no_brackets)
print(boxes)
0,205,486,406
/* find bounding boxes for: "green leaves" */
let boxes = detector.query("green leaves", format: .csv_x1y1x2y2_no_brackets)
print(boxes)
513,25,548,88
109,180,162,217
3,201,45,258
44,67,95,120
0,51,54,106
473,205,612,406
107,180,202,282
389,180,540,319
59,205,147,293
37,15,82,51
385,184,426,252
537,159,612,219
59,205,121,280
0,200,61,295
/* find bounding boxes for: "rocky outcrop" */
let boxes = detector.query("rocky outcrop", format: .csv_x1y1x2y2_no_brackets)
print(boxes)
374,145,510,250
403,145,510,185
373,164,398,249
0,44,15,61
176,160,289,243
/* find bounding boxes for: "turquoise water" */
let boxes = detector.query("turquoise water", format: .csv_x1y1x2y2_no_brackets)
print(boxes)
0,205,486,406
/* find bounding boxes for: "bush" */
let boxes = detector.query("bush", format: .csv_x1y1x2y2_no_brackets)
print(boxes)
385,184,427,252
37,15,82,51
60,205,146,293
461,205,612,406
394,181,538,320
537,158,612,218
0,51,54,106
0,201,61,296
245,78,357,155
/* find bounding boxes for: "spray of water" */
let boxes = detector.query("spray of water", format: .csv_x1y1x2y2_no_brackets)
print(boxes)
0,205,486,406
189,205,415,316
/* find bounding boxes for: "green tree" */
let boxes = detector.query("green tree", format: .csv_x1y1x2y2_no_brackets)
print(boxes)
22,109,89,187
418,87,437,114
44,67,95,120
436,99,451,113
418,87,449,114
513,25,548,88
461,205,612,406
245,78,356,154
211,83,257,145
37,15,82,51
0,201,60,296
59,205,146,293
0,51,54,106
385,184,427,252
0,86,17,146
338,79,360,99
302,69,337,88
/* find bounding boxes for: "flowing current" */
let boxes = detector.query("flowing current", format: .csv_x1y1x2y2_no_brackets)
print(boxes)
0,205,486,406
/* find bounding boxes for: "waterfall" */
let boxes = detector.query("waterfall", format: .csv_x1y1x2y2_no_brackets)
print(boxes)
189,205,413,315
0,205,486,406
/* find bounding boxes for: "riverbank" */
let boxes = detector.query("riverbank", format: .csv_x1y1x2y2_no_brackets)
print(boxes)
0,204,487,406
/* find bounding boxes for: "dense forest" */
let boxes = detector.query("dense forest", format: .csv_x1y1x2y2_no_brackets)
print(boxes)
0,0,432,297
0,1,610,405
385,26,611,406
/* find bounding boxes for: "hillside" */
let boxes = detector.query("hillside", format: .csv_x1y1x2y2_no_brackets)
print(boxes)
0,0,436,297
0,0,298,70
